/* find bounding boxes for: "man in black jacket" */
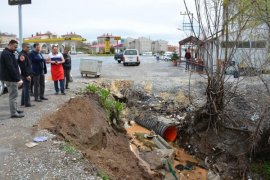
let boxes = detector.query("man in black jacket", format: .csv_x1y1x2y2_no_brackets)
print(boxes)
0,40,24,118
29,43,48,102
18,43,34,107
62,48,71,89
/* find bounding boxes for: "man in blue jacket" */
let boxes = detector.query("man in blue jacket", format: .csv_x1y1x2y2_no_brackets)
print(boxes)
29,43,48,102
0,40,24,118
18,43,34,107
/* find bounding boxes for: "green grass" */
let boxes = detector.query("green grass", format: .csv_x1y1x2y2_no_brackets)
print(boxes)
97,171,110,180
60,142,76,154
85,84,125,125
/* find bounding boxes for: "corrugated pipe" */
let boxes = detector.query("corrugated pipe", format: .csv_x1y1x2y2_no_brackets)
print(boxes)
135,118,177,142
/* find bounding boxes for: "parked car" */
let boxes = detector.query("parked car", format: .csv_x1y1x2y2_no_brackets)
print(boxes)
114,52,124,63
123,49,140,66
161,52,173,61
162,54,172,61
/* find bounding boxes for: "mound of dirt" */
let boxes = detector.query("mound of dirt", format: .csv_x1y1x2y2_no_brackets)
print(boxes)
40,95,156,180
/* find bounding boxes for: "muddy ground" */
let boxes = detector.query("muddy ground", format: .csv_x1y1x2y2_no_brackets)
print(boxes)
97,77,270,179
40,94,158,180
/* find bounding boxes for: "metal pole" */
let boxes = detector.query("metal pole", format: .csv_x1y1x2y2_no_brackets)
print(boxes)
18,4,23,48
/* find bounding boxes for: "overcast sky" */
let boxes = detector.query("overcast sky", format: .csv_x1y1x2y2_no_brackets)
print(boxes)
0,0,195,45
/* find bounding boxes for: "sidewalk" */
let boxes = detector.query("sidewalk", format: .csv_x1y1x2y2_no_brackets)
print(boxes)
0,81,97,179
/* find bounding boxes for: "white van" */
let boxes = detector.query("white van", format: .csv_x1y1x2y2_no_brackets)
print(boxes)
123,49,140,66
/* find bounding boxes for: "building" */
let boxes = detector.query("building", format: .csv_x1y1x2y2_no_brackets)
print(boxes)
151,40,168,53
124,37,135,49
178,1,269,71
97,33,117,45
61,32,82,39
91,33,123,54
137,37,152,54
24,31,85,54
167,45,178,52
124,37,152,54
0,33,17,48
28,32,58,39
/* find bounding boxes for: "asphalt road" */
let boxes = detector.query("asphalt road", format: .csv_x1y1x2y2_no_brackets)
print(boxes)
0,54,205,121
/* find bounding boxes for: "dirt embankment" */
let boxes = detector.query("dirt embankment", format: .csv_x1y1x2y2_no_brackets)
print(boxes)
40,95,157,180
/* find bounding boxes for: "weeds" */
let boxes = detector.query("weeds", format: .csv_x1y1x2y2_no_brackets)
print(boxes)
97,171,110,180
252,161,270,179
86,84,99,94
60,141,76,154
85,83,125,125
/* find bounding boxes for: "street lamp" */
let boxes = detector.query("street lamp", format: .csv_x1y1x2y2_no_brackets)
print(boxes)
8,0,32,48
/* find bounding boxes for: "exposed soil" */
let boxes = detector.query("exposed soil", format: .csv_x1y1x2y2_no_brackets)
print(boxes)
40,94,156,180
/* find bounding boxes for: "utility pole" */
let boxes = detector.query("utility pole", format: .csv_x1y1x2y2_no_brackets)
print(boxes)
180,11,194,36
18,4,22,48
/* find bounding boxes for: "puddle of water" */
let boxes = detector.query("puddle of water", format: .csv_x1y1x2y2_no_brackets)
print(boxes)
126,123,208,180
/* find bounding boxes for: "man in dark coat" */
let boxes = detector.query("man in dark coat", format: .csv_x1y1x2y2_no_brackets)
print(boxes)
18,43,34,107
0,40,24,118
185,48,192,70
62,48,72,89
29,43,48,102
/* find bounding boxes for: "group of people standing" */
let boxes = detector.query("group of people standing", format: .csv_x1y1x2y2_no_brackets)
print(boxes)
0,40,72,118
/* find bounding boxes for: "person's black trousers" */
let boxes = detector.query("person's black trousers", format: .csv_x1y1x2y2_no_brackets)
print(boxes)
21,77,31,106
64,69,71,88
33,74,45,100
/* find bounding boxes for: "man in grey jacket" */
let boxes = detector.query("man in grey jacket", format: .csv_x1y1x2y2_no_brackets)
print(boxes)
0,40,24,118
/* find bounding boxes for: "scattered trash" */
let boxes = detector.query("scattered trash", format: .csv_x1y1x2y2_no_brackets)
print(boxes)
186,106,194,112
175,164,185,171
33,136,48,142
153,135,172,149
250,113,259,121
174,163,193,171
144,134,155,139
124,121,130,129
207,170,221,180
25,142,38,148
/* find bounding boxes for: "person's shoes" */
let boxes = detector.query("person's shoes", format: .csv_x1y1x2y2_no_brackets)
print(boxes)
17,110,24,114
11,113,25,118
55,92,59,95
21,104,25,106
25,104,35,107
65,87,70,89
40,97,48,100
35,99,42,102
61,92,66,95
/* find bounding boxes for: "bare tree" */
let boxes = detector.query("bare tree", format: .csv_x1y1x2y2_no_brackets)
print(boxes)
182,0,252,128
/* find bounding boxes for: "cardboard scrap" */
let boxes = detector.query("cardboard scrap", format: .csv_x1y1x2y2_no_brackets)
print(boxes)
25,142,38,148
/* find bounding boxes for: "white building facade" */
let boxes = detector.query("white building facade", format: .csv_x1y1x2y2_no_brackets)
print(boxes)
152,40,168,53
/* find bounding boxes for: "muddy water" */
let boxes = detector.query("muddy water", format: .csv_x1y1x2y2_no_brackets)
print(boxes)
126,124,208,180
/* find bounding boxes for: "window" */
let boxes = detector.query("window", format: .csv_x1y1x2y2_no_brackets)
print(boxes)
124,50,138,55
221,41,237,48
237,41,250,48
251,41,266,48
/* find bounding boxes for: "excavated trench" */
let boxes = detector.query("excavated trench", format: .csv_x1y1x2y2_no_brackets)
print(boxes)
39,80,270,179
